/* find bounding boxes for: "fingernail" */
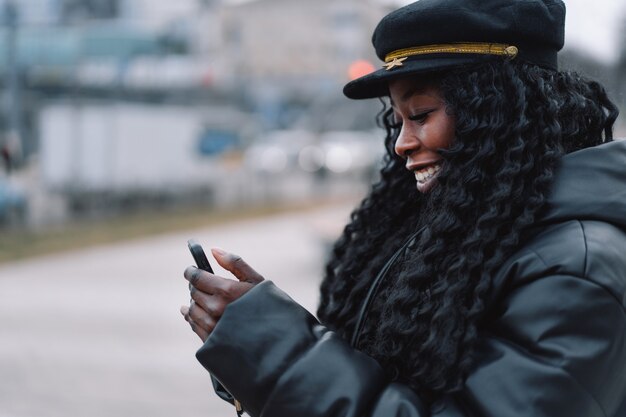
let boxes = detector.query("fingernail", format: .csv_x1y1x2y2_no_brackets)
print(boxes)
184,265,197,278
211,247,226,256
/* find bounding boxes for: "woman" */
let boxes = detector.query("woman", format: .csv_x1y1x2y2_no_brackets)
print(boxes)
180,0,626,416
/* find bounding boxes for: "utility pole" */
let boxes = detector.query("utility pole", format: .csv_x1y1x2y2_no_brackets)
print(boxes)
2,0,22,172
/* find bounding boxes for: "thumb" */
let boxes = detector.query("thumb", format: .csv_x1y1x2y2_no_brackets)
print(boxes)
211,248,264,284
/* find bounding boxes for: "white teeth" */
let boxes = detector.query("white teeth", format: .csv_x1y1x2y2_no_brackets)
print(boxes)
413,163,441,183
415,171,431,183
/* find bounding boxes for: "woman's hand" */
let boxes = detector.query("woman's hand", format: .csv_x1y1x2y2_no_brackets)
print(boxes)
180,248,264,342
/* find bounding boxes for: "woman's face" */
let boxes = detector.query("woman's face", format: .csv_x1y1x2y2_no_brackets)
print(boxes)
389,77,455,193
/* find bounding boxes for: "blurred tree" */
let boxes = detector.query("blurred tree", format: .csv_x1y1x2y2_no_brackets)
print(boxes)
198,0,221,8
158,31,190,55
60,0,120,23
612,14,626,135
559,46,625,135
616,15,626,100
559,49,614,90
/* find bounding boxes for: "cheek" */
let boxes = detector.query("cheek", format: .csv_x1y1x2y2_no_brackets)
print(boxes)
421,122,455,150
438,116,456,149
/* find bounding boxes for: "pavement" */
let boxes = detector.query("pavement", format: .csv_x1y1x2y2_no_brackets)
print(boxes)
0,201,356,417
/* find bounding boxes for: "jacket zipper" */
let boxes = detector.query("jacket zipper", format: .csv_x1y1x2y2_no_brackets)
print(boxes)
350,227,424,348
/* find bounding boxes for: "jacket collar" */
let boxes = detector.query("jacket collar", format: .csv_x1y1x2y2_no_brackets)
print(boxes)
538,139,626,229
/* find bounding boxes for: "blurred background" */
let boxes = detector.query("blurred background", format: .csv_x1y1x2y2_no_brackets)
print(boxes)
0,0,624,232
0,0,624,416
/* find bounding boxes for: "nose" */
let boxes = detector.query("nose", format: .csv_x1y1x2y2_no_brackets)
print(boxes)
394,127,421,158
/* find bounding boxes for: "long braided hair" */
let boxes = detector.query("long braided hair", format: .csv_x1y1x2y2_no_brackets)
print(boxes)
317,60,618,398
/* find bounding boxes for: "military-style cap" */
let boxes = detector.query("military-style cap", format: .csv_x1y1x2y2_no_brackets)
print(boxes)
343,0,566,99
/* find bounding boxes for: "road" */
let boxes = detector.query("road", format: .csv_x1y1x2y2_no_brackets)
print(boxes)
0,201,355,417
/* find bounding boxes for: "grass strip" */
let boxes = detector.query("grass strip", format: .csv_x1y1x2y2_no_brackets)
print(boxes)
0,198,353,264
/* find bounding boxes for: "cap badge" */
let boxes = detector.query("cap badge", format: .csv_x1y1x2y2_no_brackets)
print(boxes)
504,45,519,59
383,57,408,71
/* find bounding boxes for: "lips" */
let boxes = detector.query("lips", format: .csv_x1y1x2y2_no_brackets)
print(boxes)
407,161,442,193
409,162,441,183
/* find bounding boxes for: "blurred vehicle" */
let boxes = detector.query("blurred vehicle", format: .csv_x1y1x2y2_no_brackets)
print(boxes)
0,179,27,225
297,130,384,181
316,130,382,178
244,130,317,174
39,101,260,213
196,127,240,156
245,129,384,179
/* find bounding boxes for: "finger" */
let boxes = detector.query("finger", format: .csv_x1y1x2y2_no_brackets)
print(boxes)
211,248,264,284
190,286,226,318
180,305,209,342
184,266,232,295
189,319,209,342
188,301,218,334
180,305,190,317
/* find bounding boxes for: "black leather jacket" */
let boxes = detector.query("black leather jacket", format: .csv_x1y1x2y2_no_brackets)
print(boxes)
196,140,626,417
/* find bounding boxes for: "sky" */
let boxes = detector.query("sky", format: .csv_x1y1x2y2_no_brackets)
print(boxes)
562,0,626,63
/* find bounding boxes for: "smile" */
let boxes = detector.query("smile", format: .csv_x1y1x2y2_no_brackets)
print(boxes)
413,163,442,184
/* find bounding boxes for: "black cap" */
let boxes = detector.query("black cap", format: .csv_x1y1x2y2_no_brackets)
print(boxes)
343,0,566,99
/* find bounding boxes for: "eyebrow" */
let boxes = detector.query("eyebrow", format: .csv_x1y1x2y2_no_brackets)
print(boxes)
389,86,429,107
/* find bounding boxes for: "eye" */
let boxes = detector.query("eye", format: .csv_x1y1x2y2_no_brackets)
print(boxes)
408,110,434,124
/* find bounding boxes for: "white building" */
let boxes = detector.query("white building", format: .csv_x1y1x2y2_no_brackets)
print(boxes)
211,0,388,85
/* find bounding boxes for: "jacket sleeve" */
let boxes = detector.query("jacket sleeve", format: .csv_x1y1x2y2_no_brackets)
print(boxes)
196,276,626,417
195,281,427,417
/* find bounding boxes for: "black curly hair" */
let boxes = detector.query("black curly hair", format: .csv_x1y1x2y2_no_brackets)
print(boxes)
317,60,618,400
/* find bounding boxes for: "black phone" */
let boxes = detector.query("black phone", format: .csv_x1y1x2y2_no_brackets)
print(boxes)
186,239,243,414
187,239,214,273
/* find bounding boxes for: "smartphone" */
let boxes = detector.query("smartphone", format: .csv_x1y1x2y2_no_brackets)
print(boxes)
187,239,214,273
187,240,243,414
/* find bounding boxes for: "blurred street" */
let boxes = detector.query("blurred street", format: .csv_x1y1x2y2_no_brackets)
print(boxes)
0,201,355,417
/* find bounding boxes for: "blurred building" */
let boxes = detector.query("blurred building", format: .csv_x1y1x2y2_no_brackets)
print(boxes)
0,0,122,26
212,0,387,88
0,0,58,26
0,0,193,27
0,0,390,91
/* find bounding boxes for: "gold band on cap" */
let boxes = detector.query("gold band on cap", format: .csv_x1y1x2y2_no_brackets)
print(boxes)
383,42,518,70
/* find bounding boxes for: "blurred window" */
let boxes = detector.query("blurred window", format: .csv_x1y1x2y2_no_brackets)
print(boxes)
197,129,240,156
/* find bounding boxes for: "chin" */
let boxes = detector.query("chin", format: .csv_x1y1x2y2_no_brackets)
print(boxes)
416,178,438,193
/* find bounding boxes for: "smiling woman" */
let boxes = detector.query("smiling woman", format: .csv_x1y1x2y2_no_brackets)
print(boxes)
181,1,626,416
388,77,455,193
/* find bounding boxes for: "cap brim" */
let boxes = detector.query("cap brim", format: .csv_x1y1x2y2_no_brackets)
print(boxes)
343,55,492,100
